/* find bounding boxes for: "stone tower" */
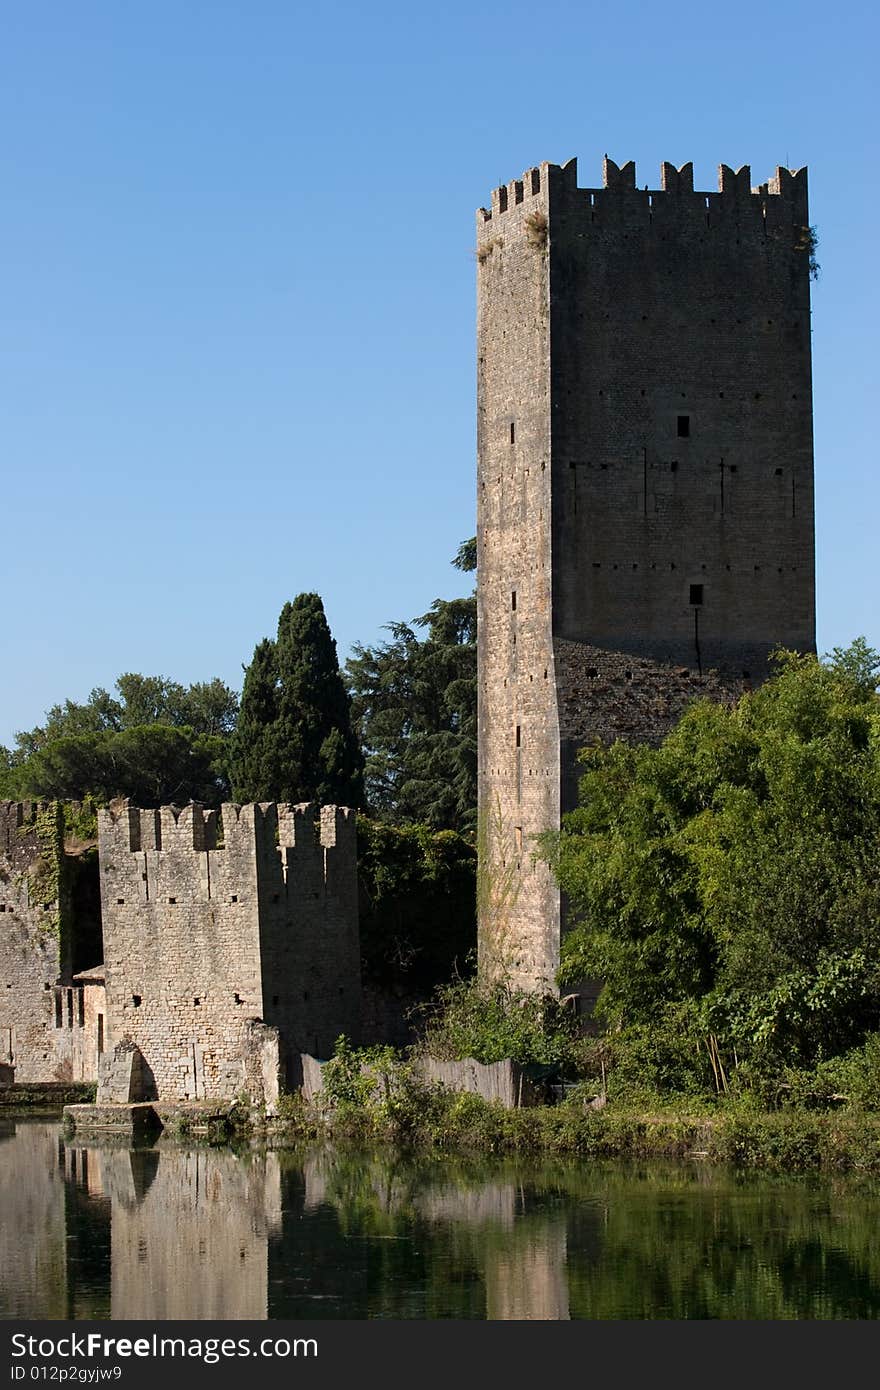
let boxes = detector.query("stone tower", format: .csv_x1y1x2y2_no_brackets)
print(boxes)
476,155,816,992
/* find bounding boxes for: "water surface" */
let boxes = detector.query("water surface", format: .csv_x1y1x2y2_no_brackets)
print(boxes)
2,1118,878,1319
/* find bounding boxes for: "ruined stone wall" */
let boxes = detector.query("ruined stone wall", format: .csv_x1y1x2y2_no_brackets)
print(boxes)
0,802,71,1081
476,155,816,991
98,800,360,1101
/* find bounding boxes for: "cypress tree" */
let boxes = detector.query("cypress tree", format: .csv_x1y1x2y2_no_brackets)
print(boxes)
229,638,280,802
231,596,363,807
273,594,363,806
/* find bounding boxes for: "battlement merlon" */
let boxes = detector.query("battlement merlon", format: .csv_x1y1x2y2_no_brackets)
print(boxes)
479,155,808,222
99,800,217,853
321,805,357,900
98,800,356,869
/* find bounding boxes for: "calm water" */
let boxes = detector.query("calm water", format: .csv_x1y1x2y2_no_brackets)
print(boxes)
2,1116,879,1320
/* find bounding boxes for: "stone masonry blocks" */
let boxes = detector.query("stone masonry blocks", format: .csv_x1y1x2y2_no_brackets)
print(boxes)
476,154,816,992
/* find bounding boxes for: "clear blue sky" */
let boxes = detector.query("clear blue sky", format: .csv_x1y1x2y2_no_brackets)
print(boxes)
1,0,876,745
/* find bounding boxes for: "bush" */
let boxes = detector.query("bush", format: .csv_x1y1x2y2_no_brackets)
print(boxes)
415,978,585,1072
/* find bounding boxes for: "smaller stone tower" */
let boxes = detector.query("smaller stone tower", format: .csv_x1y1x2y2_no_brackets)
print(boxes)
97,799,360,1101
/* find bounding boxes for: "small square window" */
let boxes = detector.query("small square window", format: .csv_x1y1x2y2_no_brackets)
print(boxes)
689,584,704,606
677,415,690,438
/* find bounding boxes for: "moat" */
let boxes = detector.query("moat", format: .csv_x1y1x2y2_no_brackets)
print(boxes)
2,1117,880,1320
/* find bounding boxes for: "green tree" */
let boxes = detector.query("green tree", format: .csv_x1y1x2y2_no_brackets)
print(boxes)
5,726,229,807
228,639,279,800
541,641,880,1076
0,671,238,805
230,594,363,806
356,817,476,994
346,540,477,833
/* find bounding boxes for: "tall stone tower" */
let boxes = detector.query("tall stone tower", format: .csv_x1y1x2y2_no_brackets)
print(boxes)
476,155,816,992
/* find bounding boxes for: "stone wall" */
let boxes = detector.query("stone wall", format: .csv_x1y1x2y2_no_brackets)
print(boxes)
476,155,816,991
0,802,71,1081
98,800,360,1102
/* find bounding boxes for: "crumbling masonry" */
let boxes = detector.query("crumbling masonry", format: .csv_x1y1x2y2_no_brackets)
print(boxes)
476,155,816,991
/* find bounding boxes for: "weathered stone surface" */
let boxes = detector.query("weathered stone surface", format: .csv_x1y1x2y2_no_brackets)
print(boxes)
476,155,816,990
3,798,360,1098
97,800,360,1103
415,1056,545,1109
97,1039,152,1103
0,802,70,1081
62,1102,161,1138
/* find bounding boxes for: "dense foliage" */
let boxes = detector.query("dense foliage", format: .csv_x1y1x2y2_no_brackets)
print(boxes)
357,817,476,993
541,641,880,1095
346,539,476,834
0,674,237,806
415,979,585,1072
230,593,363,807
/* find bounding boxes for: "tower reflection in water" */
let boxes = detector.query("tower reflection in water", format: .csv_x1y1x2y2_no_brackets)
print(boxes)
0,1123,571,1320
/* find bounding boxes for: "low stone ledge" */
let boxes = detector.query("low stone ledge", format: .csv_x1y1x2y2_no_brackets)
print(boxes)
63,1103,162,1139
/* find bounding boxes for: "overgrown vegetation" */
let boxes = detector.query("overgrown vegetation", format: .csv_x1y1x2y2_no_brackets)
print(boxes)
357,817,475,994
415,979,584,1072
270,1036,880,1171
538,640,880,1107
796,223,820,280
346,539,476,834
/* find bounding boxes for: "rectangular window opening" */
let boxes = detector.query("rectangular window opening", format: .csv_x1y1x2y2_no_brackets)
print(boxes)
511,590,517,611
677,415,690,438
689,584,704,606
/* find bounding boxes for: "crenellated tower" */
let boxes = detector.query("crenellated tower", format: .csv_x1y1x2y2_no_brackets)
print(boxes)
477,155,816,992
98,799,360,1101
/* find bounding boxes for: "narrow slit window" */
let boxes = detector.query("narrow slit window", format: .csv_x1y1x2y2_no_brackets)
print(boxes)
515,725,521,748
689,584,704,606
510,422,515,444
677,415,690,438
511,590,517,611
